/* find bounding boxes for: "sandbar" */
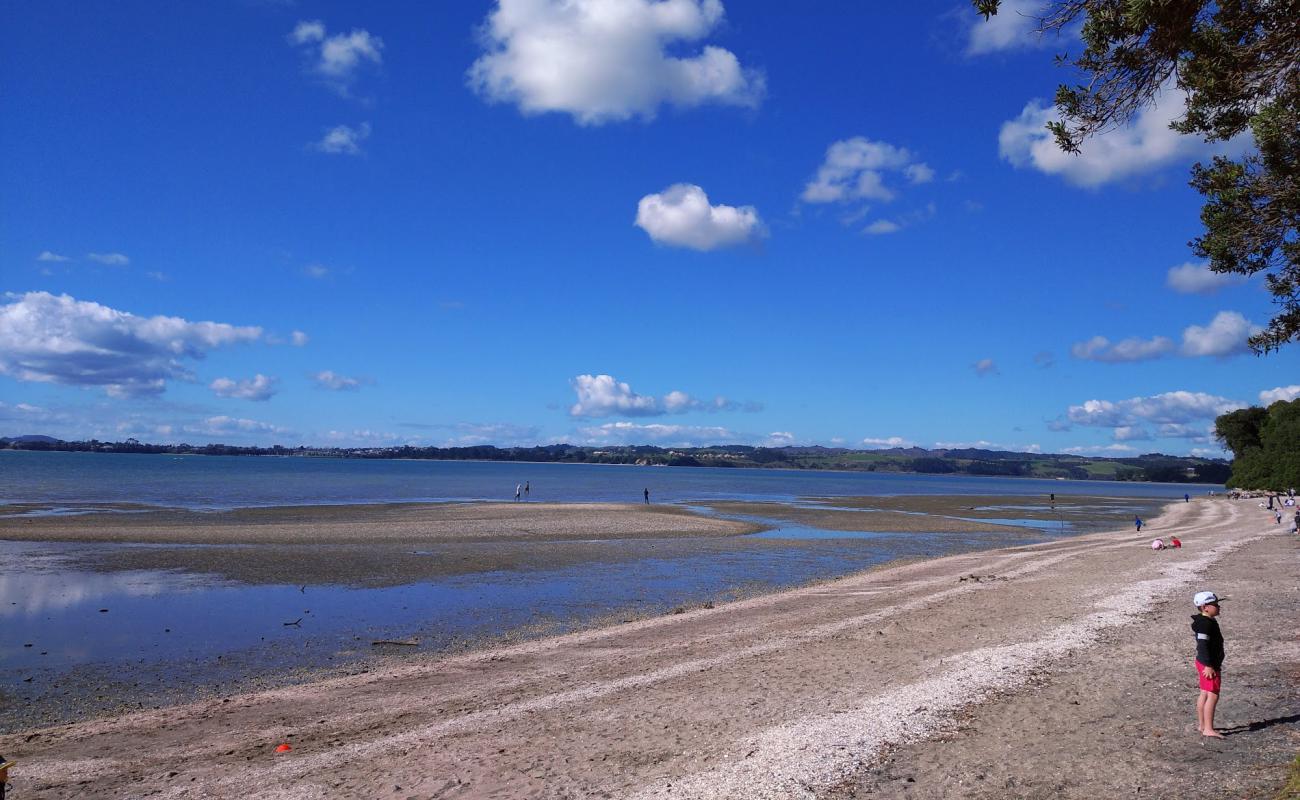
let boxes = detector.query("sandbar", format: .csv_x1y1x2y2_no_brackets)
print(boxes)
4,497,1295,798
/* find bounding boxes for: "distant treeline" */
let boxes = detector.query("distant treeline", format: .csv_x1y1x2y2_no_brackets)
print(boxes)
0,435,1232,484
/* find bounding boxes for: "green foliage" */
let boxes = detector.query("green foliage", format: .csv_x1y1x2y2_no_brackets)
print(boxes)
1215,399,1300,488
974,0,1300,351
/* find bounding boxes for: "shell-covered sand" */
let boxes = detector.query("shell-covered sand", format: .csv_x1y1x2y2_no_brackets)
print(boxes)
3,497,1295,798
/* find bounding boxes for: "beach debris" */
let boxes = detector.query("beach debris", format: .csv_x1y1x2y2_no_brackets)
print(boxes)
283,618,302,627
371,638,419,647
274,743,292,753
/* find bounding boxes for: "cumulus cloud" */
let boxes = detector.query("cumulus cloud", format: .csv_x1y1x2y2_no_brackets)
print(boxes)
634,184,764,250
291,330,310,346
0,292,263,397
1259,385,1300,405
210,374,278,401
197,415,292,437
966,0,1050,55
467,0,763,125
1060,444,1137,455
87,252,129,266
313,122,371,155
973,358,999,377
933,440,1042,453
1065,391,1244,436
37,250,71,263
289,20,383,94
574,420,745,446
1070,335,1175,363
1180,311,1261,357
801,137,932,204
998,83,1249,188
569,374,744,417
1112,425,1152,442
312,370,363,391
1166,262,1244,294
861,436,914,449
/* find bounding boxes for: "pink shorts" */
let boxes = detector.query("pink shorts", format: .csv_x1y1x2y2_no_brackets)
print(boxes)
1195,660,1221,693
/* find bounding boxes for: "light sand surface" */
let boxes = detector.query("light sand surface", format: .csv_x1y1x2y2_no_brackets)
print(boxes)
0,502,760,545
3,498,1296,799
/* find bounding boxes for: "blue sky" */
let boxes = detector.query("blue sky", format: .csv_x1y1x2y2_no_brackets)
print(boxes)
3,0,1296,455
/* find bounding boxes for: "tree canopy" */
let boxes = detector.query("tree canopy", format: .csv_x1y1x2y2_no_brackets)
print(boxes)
974,0,1300,352
1214,399,1300,488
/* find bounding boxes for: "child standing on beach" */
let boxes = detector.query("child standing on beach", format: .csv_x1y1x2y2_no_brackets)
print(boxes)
1191,591,1226,738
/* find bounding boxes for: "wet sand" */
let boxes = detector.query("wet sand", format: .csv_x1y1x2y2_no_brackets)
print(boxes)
0,501,761,544
3,497,1295,798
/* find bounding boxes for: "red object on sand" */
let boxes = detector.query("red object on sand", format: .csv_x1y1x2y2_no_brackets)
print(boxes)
275,744,292,753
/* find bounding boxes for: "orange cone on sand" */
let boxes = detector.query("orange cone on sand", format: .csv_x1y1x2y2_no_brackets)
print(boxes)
275,743,292,753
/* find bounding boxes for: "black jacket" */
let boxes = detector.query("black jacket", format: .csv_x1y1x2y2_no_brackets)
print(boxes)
1191,614,1224,670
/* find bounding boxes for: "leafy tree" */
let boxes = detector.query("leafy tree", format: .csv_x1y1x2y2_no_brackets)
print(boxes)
973,0,1300,352
1215,399,1300,487
1213,406,1268,453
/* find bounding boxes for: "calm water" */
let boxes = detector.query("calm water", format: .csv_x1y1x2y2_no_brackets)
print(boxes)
0,451,1208,729
0,450,1212,509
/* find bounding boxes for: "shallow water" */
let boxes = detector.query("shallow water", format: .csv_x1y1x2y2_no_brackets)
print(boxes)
0,450,1216,510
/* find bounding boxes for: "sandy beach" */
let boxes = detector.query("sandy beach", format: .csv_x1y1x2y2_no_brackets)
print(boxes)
3,496,1295,798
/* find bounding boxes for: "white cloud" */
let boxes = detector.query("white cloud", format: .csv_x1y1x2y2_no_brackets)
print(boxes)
288,20,383,93
571,374,660,417
1180,310,1261,357
1070,334,1175,363
303,264,331,279
0,292,262,397
635,184,764,250
861,436,914,449
569,374,741,417
87,252,129,266
197,415,292,437
467,0,764,125
863,219,900,235
933,440,1042,453
313,122,371,155
1260,385,1300,405
1065,391,1244,431
1112,425,1152,442
313,370,362,391
998,83,1248,188
210,374,278,401
1060,444,1137,455
802,137,931,204
973,358,999,377
1166,261,1244,294
291,330,310,346
904,163,935,184
37,250,71,263
966,0,1049,55
575,420,743,446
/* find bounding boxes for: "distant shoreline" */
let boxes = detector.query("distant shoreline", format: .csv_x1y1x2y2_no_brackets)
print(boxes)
0,442,1229,485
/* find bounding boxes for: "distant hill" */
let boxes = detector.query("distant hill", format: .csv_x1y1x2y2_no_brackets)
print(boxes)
0,434,63,444
0,436,1232,485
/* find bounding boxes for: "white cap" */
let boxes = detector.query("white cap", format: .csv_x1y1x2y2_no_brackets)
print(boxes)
1193,591,1225,607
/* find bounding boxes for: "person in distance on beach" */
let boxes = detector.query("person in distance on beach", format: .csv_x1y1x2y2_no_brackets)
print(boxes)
1192,591,1227,739
643,487,650,505
1134,516,1143,532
